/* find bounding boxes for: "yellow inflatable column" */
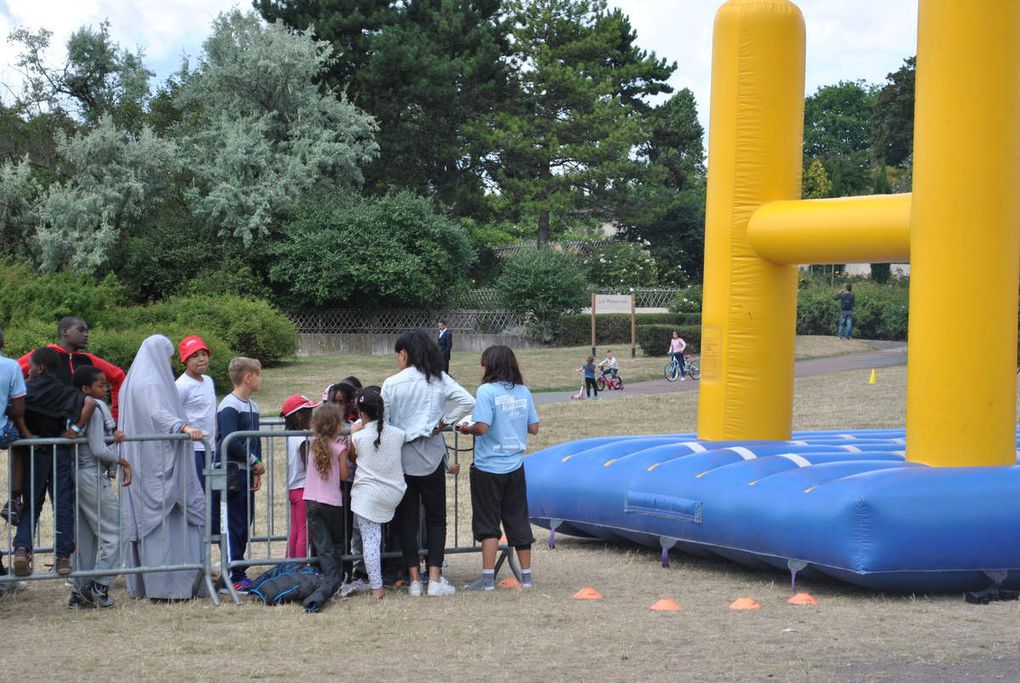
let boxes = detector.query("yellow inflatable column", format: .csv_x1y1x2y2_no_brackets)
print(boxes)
697,0,805,441
906,0,1020,467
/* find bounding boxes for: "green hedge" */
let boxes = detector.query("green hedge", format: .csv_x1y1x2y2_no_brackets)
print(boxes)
637,324,701,357
0,263,298,389
556,313,701,346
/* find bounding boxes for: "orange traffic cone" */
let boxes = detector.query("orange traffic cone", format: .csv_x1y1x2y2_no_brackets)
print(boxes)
573,587,604,600
729,597,761,610
649,598,682,612
498,576,521,589
788,592,818,605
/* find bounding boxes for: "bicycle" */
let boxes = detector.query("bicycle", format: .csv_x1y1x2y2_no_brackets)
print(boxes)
596,368,624,391
664,353,700,382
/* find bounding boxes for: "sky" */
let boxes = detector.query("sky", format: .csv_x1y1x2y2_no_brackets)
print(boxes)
0,0,918,135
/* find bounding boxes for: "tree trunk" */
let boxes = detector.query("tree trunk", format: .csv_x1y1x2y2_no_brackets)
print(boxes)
537,210,550,247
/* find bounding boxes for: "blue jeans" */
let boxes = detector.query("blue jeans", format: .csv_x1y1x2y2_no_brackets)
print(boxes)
838,311,854,339
671,352,687,377
14,445,75,558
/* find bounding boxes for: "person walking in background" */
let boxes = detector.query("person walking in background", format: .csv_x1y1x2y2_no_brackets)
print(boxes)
437,321,453,375
834,284,855,340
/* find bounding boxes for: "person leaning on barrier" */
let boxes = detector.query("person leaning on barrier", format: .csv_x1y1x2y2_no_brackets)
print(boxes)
382,329,474,598
17,316,126,419
68,365,132,609
0,328,32,533
11,347,98,578
119,335,207,601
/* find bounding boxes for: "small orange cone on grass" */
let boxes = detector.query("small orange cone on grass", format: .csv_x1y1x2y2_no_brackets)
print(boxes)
788,592,818,605
498,576,521,589
574,587,604,600
649,598,682,612
729,597,761,610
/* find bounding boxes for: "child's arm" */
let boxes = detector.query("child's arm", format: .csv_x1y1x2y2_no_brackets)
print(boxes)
84,408,120,467
63,397,97,439
457,421,489,436
117,458,132,486
6,396,35,439
338,446,350,481
347,439,358,463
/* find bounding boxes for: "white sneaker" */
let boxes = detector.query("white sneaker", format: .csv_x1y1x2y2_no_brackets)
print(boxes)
409,580,423,597
427,576,456,597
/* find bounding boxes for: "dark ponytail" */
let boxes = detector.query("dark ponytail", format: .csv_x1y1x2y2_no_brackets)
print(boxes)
357,388,386,448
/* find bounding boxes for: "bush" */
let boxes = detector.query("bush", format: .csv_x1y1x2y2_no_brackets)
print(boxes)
581,242,659,288
638,324,701,357
0,260,126,328
669,284,702,313
555,313,699,346
123,295,298,366
496,250,591,341
269,191,476,309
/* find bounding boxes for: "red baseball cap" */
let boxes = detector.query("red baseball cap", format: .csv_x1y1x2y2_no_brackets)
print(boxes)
281,394,320,417
178,335,211,363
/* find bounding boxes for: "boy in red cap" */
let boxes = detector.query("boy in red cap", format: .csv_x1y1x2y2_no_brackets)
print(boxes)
175,336,216,488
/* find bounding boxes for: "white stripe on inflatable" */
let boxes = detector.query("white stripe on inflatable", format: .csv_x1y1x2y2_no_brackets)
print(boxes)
729,447,758,460
841,445,862,453
838,434,855,440
789,440,807,445
778,453,812,468
681,442,707,453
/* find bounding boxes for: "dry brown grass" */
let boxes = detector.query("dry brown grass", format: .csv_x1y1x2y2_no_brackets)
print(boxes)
6,362,1020,681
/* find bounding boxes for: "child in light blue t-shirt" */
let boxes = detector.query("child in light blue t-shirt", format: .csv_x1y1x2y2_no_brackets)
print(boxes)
458,345,539,591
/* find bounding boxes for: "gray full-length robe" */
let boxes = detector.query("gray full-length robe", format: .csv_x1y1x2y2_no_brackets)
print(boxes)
119,335,207,599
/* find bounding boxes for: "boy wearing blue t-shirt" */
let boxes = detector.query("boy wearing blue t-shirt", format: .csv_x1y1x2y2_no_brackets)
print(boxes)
458,345,539,591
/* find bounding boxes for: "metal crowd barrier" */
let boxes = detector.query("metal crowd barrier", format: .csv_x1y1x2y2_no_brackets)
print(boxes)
1,423,521,607
1,434,221,605
216,420,521,606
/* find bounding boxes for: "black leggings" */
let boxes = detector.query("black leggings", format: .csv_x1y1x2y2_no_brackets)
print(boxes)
395,463,447,571
585,377,598,397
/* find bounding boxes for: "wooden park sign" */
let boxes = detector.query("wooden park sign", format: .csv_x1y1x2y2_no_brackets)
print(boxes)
590,293,637,358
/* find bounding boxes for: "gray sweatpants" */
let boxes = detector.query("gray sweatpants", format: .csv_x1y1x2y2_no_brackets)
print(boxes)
73,465,122,589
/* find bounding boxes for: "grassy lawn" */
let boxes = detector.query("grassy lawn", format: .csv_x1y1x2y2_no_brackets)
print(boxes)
257,335,878,412
6,364,1020,681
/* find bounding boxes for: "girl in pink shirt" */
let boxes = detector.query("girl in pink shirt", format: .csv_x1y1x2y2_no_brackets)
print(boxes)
301,404,349,613
668,331,688,380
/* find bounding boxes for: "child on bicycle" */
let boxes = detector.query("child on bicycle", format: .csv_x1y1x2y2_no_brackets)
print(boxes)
668,331,688,381
597,351,619,381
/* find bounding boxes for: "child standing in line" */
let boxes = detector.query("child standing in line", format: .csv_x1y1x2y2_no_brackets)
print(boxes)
348,389,406,600
0,328,31,534
577,356,598,399
69,366,132,609
12,348,97,577
459,345,539,591
281,394,319,559
301,404,350,613
216,357,266,593
175,336,216,488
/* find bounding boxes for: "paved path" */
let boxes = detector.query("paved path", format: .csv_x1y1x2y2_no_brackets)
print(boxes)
533,340,907,405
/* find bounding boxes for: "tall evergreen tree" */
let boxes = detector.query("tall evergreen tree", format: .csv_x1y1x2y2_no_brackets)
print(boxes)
474,0,674,245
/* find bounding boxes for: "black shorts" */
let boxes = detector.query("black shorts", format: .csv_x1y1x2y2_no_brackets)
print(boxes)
469,465,534,549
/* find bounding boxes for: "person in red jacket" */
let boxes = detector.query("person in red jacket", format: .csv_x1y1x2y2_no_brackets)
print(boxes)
17,317,126,419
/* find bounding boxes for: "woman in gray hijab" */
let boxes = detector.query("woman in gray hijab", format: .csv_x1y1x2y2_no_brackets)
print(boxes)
119,335,207,599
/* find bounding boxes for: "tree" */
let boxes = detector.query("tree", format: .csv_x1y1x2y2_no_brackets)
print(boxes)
7,23,153,132
475,0,675,245
803,80,875,160
495,248,590,340
802,158,833,199
269,191,475,309
615,89,706,284
175,10,379,244
871,57,915,168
